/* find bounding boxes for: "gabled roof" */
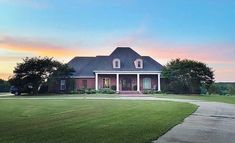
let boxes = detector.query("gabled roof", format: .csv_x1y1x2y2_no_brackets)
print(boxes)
68,47,163,77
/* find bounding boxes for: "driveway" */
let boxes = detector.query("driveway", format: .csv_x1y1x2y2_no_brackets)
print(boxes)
1,95,235,143
152,99,235,143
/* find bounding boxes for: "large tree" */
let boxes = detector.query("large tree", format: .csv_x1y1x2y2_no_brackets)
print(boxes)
162,59,214,94
9,57,74,94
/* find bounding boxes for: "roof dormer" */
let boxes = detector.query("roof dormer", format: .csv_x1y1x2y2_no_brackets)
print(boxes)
113,58,120,69
134,59,143,69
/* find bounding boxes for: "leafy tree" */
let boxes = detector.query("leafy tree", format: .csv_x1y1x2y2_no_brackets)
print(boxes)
9,57,74,94
162,59,214,94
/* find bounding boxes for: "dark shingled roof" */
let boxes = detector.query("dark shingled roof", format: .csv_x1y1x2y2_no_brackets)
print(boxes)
68,47,163,77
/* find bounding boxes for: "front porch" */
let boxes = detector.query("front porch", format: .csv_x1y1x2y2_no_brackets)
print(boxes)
95,72,161,93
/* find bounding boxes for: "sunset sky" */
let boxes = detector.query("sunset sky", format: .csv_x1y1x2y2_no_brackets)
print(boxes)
0,0,235,81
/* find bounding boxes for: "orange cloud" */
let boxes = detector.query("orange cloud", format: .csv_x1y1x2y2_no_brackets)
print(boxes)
0,36,77,57
0,35,106,80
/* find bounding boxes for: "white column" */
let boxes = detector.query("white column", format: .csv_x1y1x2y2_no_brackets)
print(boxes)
158,73,161,91
116,73,119,93
95,73,98,90
137,74,140,92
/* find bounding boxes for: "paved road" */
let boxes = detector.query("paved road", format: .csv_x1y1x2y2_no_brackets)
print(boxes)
1,96,235,143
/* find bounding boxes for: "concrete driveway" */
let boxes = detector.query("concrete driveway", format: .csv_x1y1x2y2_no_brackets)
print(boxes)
153,99,235,143
1,95,235,143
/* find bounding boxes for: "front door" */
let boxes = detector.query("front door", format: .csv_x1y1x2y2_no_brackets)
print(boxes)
121,78,132,91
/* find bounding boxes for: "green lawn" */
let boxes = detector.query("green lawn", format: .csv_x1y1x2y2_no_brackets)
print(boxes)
153,94,235,104
0,99,196,143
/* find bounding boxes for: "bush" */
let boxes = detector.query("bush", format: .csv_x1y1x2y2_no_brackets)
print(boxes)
200,82,208,95
133,85,137,90
208,84,219,94
111,85,116,91
208,83,235,95
143,89,161,94
228,85,235,95
77,89,85,94
76,88,97,94
69,90,78,94
38,84,48,94
84,89,96,94
98,88,115,94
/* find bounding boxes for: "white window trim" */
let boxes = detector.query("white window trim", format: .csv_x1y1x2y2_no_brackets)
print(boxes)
113,58,121,68
60,80,66,91
134,59,143,69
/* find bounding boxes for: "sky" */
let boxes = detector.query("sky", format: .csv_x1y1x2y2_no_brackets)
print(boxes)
0,0,235,82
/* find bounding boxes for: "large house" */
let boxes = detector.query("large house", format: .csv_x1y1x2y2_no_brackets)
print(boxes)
58,47,163,93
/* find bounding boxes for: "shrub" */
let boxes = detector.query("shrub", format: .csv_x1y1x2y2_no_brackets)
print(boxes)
38,84,48,94
143,89,161,94
84,88,97,94
98,88,115,94
111,85,116,91
208,83,233,95
200,82,208,95
69,90,78,94
77,89,85,94
228,85,235,95
133,85,137,90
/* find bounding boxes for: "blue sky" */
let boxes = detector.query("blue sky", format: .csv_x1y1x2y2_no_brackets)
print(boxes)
0,0,235,81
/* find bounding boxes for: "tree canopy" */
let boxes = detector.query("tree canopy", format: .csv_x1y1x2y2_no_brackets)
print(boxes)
162,59,214,94
9,57,74,94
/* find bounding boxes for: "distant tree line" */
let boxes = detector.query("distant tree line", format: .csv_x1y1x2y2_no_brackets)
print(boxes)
0,79,10,92
208,83,235,95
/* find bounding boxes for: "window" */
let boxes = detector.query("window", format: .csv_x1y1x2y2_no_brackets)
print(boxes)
82,80,87,89
137,61,141,68
103,78,110,88
134,59,143,69
115,61,119,67
143,78,151,89
113,58,120,68
60,80,66,90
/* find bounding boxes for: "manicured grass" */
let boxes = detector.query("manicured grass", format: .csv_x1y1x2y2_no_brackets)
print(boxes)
0,99,196,143
154,94,235,104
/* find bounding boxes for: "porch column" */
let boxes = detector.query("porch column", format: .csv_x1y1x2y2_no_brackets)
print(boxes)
158,73,161,91
95,73,98,90
116,73,119,92
137,73,140,92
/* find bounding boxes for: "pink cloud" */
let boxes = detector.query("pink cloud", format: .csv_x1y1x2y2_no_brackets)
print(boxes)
104,33,235,82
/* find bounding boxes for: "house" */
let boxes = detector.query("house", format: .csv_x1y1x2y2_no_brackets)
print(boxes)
57,47,163,93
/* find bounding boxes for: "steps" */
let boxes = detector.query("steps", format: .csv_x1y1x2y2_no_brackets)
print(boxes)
118,91,141,94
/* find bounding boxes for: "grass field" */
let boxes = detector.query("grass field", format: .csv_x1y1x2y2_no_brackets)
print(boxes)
0,99,196,143
154,94,235,104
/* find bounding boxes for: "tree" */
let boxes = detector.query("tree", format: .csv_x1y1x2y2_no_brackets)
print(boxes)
9,57,74,94
162,59,214,94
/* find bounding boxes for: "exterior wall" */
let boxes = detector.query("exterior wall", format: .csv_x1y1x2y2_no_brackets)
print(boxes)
48,74,160,93
76,78,95,90
48,79,60,93
48,78,75,93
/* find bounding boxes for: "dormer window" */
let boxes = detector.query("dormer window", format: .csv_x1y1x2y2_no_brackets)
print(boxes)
113,58,120,68
134,59,143,69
